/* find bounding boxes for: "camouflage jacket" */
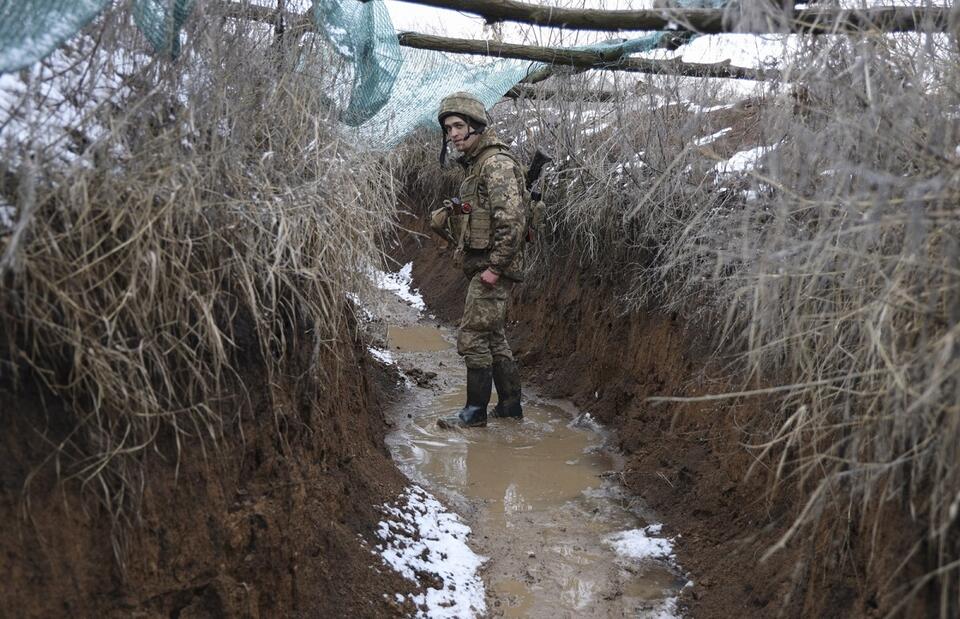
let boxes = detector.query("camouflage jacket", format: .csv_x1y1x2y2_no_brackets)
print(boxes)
451,131,526,282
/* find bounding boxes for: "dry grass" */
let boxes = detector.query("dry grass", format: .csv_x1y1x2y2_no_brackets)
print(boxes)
398,8,960,614
0,5,397,540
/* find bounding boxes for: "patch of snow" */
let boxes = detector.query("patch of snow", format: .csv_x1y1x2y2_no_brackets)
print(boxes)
613,151,646,176
604,524,675,561
714,143,780,176
0,201,15,230
368,346,395,365
694,127,732,147
376,486,486,618
583,120,611,136
687,102,736,114
1,39,145,169
644,596,681,619
370,262,426,314
346,292,374,321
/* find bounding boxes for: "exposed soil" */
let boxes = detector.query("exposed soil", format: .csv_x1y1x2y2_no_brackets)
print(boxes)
0,316,415,618
396,212,929,618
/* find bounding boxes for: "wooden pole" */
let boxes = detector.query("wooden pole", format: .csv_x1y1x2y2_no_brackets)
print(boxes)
385,0,953,35
397,32,779,81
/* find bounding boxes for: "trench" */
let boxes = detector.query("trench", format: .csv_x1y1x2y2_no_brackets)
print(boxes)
377,281,687,617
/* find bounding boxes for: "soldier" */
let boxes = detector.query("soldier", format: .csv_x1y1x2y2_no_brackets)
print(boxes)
431,91,525,429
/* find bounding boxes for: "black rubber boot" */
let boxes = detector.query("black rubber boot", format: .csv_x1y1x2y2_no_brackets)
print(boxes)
490,358,523,419
438,367,492,429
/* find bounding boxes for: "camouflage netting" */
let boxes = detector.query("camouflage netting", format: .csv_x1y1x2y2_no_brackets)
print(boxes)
0,0,723,145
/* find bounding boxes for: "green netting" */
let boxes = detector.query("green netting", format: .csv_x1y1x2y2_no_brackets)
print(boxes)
312,0,727,146
0,0,195,73
312,0,404,126
0,0,109,73
133,0,196,58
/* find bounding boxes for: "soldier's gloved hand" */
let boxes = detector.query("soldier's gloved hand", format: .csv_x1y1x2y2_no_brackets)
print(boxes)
480,268,500,288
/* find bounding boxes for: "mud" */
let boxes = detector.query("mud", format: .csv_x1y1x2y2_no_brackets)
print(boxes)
379,298,686,617
393,215,930,618
387,325,451,352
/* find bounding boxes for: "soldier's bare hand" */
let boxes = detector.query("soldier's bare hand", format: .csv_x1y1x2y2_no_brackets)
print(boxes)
480,268,499,288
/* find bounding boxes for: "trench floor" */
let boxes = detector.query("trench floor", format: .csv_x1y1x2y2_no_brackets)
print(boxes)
375,285,685,618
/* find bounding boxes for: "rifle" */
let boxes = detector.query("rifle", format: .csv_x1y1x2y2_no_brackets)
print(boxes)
526,149,552,201
524,149,552,244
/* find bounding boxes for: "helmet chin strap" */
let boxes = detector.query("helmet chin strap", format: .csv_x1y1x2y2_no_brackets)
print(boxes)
439,136,449,165
466,124,485,138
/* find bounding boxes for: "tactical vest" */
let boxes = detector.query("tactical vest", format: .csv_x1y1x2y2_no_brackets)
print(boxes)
455,144,525,251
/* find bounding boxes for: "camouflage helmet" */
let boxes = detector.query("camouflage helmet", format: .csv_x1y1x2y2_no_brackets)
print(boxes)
438,91,488,129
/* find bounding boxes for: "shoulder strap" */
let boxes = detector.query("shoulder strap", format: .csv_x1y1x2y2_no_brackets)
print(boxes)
473,145,526,186
473,144,517,171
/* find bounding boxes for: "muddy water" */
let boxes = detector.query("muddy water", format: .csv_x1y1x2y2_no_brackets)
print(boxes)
384,324,684,618
387,325,451,352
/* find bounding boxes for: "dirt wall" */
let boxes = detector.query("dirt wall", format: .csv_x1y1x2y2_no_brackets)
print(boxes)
0,320,412,618
398,214,928,618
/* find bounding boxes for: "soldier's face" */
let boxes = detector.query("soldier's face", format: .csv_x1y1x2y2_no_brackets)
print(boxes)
443,115,478,153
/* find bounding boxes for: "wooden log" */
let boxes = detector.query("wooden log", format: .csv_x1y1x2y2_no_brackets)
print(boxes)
385,0,953,35
397,32,779,81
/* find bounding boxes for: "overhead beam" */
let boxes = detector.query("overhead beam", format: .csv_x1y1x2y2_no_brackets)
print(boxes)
397,32,779,81
388,0,953,35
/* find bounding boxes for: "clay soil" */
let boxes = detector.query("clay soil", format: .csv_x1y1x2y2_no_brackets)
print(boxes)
396,214,929,618
0,317,415,618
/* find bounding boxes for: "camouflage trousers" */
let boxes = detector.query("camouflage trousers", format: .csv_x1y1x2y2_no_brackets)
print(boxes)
457,271,514,369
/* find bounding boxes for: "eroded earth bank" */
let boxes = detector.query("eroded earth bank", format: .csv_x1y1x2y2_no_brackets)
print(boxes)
0,309,419,617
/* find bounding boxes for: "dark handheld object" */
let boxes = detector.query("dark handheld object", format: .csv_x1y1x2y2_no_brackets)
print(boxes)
526,149,552,201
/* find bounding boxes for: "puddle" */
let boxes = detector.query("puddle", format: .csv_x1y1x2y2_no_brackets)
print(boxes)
387,325,452,353
385,327,686,618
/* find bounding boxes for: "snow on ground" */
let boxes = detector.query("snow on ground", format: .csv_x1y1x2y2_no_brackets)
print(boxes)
645,596,682,619
0,199,14,230
605,524,683,619
687,102,737,115
605,523,675,562
0,41,149,168
714,143,779,176
345,291,374,321
375,485,486,619
694,127,732,147
368,346,396,365
370,262,426,314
